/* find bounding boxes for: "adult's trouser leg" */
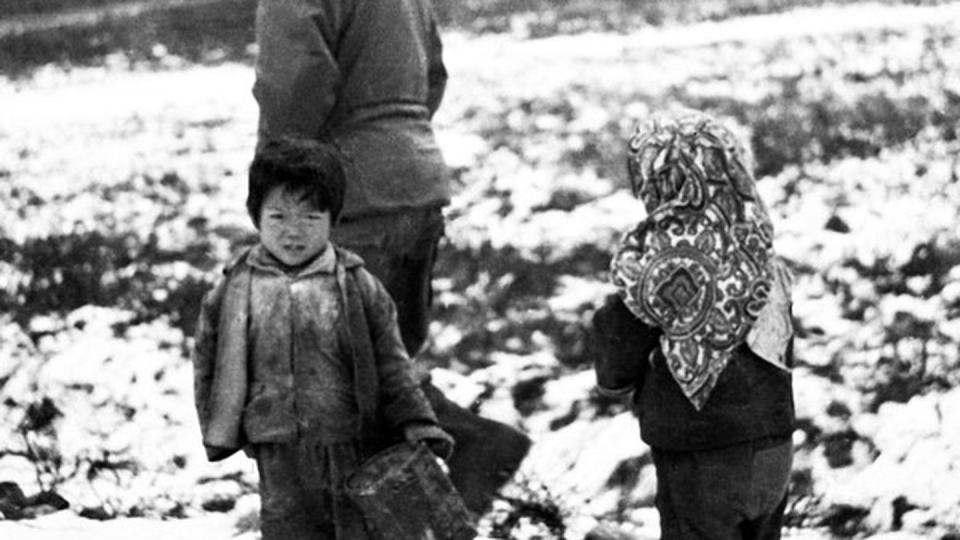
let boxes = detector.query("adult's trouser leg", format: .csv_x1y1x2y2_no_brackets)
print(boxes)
332,207,532,515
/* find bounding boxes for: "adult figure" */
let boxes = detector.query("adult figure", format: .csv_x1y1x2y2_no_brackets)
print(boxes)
252,0,530,514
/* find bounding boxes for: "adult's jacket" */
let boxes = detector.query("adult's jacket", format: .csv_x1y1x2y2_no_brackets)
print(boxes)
254,0,450,220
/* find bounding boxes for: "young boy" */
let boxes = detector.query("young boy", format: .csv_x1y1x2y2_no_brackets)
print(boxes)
253,0,531,514
192,138,454,539
593,111,796,540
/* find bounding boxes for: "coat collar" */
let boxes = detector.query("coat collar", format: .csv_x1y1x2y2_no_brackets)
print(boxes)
333,245,365,270
245,243,339,278
224,242,365,277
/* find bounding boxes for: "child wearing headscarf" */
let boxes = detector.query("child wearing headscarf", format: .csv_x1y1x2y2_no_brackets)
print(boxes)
593,110,796,540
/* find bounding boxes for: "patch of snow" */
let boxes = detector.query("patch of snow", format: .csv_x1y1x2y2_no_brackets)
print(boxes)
547,276,612,314
521,412,644,508
0,511,239,540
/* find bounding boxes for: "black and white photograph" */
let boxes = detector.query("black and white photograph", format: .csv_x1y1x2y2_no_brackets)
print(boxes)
1,0,959,538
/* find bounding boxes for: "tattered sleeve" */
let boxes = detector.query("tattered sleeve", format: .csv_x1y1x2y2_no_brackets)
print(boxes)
192,279,226,438
592,294,661,399
425,10,447,118
356,269,438,430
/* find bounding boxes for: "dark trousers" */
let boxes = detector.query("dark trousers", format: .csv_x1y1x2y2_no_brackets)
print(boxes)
255,440,370,540
332,207,531,515
652,437,793,540
333,206,444,356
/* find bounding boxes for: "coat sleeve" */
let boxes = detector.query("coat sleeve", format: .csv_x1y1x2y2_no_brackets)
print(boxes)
592,294,661,399
192,278,227,450
425,10,447,118
355,268,439,430
252,0,344,140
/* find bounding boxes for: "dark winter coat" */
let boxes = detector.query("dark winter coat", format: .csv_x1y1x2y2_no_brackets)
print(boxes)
593,294,796,451
192,245,438,461
254,0,450,220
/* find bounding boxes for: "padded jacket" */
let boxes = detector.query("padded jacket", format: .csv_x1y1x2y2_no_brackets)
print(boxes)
593,294,796,451
192,245,438,461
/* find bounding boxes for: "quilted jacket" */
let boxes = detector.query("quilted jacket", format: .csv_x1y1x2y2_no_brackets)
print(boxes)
593,294,796,451
192,245,438,461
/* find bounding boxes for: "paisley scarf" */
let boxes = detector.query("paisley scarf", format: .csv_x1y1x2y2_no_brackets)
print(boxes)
611,111,792,410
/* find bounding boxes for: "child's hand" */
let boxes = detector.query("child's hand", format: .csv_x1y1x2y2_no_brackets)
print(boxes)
403,422,455,461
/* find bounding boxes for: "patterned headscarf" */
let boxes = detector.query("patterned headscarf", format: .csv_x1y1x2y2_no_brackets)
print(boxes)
611,110,790,410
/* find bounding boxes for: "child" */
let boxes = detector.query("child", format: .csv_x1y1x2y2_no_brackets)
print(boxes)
253,0,532,513
192,137,454,539
593,111,796,540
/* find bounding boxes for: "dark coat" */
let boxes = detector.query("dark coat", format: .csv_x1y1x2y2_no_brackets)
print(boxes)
192,245,438,461
593,294,796,451
253,0,450,220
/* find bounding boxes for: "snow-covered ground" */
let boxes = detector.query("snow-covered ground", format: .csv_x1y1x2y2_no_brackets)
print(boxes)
0,512,244,540
3,2,960,539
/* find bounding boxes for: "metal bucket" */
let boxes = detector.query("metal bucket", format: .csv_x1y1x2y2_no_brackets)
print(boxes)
346,442,477,540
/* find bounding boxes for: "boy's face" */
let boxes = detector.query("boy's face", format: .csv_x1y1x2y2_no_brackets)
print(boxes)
258,185,331,267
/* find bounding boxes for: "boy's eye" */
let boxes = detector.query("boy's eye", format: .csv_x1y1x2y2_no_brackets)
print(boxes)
305,214,325,221
266,212,284,220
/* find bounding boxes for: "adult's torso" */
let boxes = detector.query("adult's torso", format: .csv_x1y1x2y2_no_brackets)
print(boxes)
254,0,449,220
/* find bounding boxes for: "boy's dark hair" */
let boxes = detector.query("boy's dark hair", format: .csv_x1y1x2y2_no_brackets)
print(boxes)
247,137,347,227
